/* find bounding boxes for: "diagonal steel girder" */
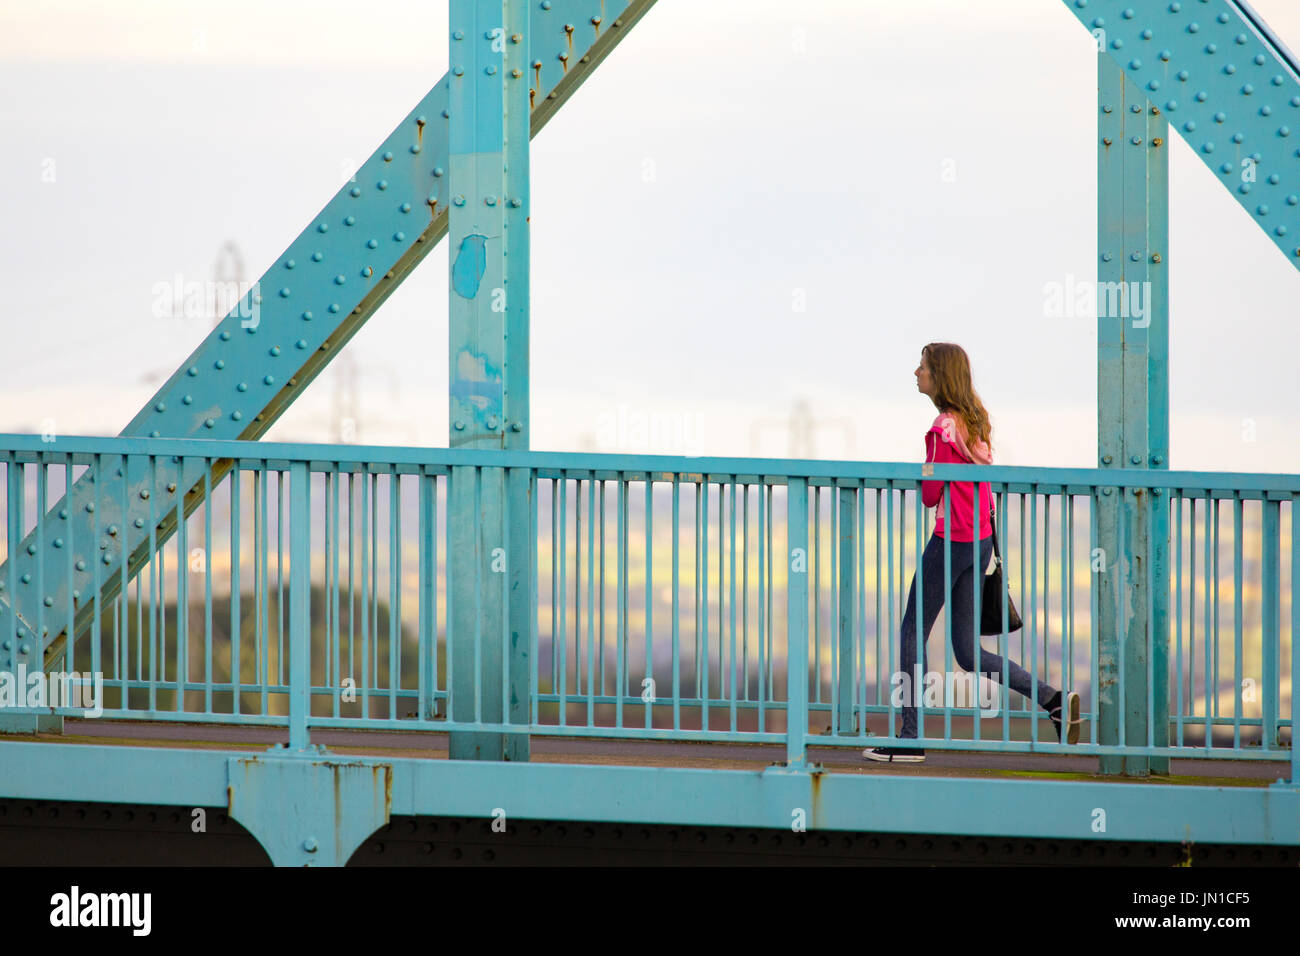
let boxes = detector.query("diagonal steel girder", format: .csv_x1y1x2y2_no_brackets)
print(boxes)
1061,0,1300,270
0,0,658,670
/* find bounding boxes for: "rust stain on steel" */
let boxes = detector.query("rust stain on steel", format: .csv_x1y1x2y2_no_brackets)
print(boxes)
809,770,824,830
427,197,438,218
416,115,425,146
529,87,536,110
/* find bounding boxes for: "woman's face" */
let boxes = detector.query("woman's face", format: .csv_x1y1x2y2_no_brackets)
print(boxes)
915,353,935,398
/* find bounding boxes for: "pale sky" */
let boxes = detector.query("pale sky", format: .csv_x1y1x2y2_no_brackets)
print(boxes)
1,0,1298,474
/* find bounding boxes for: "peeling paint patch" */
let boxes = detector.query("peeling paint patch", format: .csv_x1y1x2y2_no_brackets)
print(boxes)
450,349,503,410
451,234,489,298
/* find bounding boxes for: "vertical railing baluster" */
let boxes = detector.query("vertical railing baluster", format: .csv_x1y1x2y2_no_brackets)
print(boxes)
786,477,808,766
885,481,896,741
671,475,680,731
727,477,736,733
277,467,285,693
360,468,370,720
598,479,606,701
999,489,1011,743
742,482,750,706
913,478,924,745
559,474,568,726
1029,488,1039,744
175,458,187,713
551,476,558,707
616,476,626,729
419,470,433,721
1146,484,1156,752
757,478,766,733
389,467,400,721
588,477,597,726
203,462,213,715
1290,495,1299,784
575,480,583,699
231,468,242,716
370,471,380,713
1175,493,1185,747
1261,495,1281,752
971,478,981,745
90,455,102,714
1233,495,1244,750
1204,494,1213,746
700,478,709,729
650,476,658,731
836,483,854,737
814,485,821,709
941,481,952,743
288,460,309,750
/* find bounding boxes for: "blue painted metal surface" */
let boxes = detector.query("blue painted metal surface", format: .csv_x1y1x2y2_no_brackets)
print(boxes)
2,0,1299,865
1096,55,1171,776
0,0,659,680
1063,0,1300,269
1,740,1297,852
227,757,391,866
0,433,1289,760
447,0,533,762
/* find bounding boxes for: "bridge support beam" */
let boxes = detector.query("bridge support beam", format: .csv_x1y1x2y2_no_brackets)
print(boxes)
1096,56,1171,777
227,756,392,867
447,0,531,762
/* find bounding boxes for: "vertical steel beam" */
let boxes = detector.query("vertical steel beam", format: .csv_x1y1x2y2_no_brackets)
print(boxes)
448,0,530,761
1097,57,1171,776
1292,495,1299,786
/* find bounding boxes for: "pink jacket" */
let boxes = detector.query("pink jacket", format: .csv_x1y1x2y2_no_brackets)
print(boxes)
922,412,995,542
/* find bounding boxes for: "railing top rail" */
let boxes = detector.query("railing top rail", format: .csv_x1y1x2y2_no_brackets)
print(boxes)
0,433,1296,493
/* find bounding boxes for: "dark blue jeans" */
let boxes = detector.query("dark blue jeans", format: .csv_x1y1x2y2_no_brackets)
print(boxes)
896,532,1056,739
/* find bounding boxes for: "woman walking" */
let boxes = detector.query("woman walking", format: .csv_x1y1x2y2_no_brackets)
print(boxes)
864,343,1079,763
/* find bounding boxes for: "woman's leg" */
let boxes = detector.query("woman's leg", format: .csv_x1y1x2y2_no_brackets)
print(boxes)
948,536,1057,709
898,534,973,739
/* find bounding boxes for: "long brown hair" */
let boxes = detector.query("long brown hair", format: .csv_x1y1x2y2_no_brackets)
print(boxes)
922,342,993,454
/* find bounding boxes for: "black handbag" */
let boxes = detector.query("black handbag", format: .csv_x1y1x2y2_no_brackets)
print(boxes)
980,525,1023,635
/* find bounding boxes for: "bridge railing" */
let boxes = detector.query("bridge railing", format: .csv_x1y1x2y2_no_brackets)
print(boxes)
0,436,1293,768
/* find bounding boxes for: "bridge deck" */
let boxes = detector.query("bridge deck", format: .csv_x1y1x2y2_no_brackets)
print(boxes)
31,720,1285,788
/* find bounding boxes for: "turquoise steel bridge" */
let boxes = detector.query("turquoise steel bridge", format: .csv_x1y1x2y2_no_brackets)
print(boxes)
1,0,1298,865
